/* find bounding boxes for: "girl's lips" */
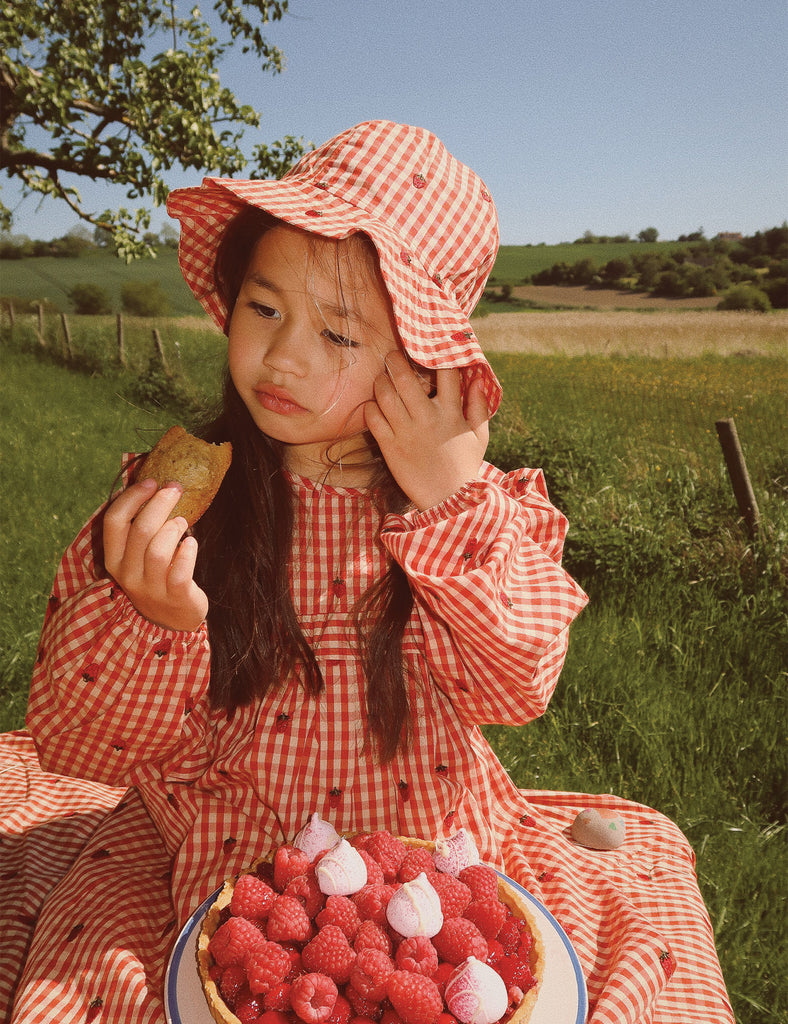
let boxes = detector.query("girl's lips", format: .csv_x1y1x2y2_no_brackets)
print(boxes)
254,386,306,415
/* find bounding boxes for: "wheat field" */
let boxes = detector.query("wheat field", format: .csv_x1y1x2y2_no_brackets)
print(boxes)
472,309,788,358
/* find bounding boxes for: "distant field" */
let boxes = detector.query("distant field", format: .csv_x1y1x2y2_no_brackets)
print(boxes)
1,238,696,314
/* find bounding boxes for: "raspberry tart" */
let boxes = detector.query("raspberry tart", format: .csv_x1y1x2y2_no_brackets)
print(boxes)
197,820,543,1024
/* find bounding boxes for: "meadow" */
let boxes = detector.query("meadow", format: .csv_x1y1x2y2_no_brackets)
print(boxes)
1,310,786,1022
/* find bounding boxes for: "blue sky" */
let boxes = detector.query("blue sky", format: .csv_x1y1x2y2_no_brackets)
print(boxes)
4,0,787,244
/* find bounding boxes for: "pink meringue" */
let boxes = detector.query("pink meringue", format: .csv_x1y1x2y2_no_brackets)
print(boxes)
445,956,508,1024
293,813,341,861
385,871,444,938
315,838,368,896
432,828,480,876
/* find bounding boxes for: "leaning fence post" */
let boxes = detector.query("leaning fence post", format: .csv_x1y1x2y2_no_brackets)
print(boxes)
117,313,126,366
60,312,73,361
152,327,169,374
715,417,760,538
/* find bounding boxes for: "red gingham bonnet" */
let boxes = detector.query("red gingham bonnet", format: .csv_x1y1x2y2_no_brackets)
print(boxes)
166,120,502,414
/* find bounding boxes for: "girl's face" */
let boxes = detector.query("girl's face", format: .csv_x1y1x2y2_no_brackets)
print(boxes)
228,225,400,481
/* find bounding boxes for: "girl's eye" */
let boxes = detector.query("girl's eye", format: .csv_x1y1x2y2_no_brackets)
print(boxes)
251,302,280,320
321,328,359,349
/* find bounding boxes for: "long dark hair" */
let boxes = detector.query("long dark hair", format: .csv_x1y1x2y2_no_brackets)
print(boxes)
192,208,415,761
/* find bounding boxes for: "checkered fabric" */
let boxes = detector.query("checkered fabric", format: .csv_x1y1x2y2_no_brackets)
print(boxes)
1,463,732,1022
166,120,503,415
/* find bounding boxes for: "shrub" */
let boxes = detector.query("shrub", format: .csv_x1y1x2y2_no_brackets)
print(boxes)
716,285,772,312
120,280,171,317
68,282,113,315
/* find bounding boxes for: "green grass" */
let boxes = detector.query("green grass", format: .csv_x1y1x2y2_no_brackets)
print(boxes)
0,239,694,314
1,327,786,1021
490,240,688,285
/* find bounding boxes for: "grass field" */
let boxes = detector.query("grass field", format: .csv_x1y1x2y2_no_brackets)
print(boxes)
0,238,695,315
1,318,786,1022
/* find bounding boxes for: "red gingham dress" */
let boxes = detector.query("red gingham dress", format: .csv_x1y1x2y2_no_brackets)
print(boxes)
0,464,732,1024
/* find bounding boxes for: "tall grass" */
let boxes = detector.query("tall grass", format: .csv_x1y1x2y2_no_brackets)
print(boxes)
1,321,786,1021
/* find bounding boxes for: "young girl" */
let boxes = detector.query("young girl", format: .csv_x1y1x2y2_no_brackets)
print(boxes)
0,121,731,1024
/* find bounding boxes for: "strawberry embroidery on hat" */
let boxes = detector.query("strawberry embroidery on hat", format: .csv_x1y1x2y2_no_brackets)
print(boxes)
451,330,474,343
399,251,413,266
412,173,427,189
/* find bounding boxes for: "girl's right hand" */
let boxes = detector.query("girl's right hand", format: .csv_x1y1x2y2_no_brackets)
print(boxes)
103,477,209,632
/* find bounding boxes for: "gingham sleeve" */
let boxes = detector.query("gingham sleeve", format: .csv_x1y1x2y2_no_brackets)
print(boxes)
25,505,212,787
380,463,588,726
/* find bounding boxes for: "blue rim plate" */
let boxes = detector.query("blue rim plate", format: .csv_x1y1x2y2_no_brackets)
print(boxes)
165,875,587,1024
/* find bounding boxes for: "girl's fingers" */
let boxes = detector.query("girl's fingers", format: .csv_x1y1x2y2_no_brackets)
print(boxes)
167,534,199,593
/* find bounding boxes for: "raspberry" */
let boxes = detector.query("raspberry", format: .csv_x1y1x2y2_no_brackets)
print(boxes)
350,948,395,1000
364,832,408,882
218,964,247,1008
463,898,507,940
397,849,435,883
274,844,312,891
497,954,536,993
263,981,293,1012
346,986,384,1020
234,987,264,1024
284,869,326,918
209,916,265,967
317,895,362,941
428,874,471,918
326,993,353,1024
457,865,499,902
386,970,443,1024
432,918,488,965
266,894,314,943
358,850,386,886
353,920,393,955
259,1013,293,1024
302,924,358,984
380,1008,405,1024
485,938,505,969
431,962,454,999
231,872,277,923
291,973,339,1024
352,884,396,926
496,916,521,954
395,936,438,977
246,940,293,995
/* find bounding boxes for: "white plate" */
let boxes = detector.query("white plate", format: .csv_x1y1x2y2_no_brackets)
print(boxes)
165,875,587,1024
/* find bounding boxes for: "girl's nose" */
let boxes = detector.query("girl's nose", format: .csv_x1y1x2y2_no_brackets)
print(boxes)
261,320,307,374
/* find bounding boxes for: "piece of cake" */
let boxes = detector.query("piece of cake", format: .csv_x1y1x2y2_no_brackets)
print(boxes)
196,824,544,1024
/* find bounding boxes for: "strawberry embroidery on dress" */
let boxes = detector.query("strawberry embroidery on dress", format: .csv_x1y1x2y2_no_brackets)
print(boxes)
332,578,347,599
89,848,112,860
398,779,410,801
518,814,536,828
154,639,172,658
659,949,677,979
86,997,103,1023
275,712,291,733
435,764,449,776
81,663,99,683
66,922,85,942
537,870,555,883
462,539,478,561
443,810,457,828
223,836,237,854
412,173,427,189
328,787,343,809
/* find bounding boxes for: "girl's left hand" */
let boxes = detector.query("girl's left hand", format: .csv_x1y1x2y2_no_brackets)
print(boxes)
365,351,489,510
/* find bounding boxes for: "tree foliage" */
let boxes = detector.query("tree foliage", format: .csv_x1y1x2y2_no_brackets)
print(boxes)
1,0,306,258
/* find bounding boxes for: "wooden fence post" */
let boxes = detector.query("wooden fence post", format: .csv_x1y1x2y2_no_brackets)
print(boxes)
152,327,169,374
117,313,126,366
36,303,46,346
715,417,760,538
60,312,74,360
